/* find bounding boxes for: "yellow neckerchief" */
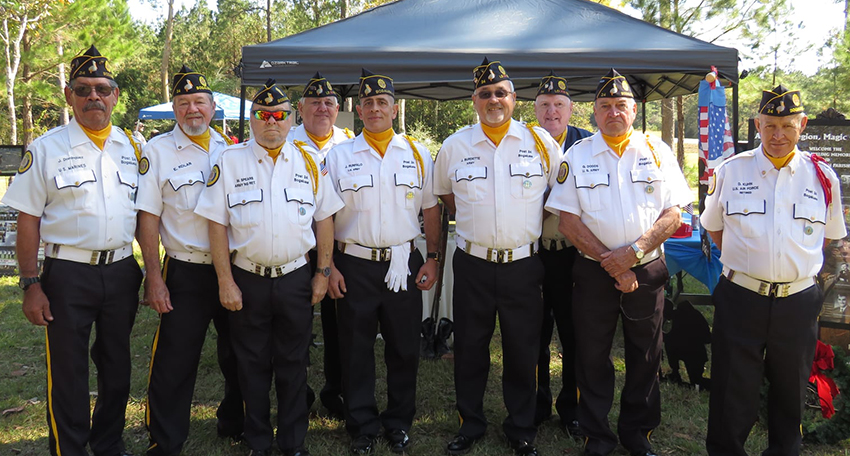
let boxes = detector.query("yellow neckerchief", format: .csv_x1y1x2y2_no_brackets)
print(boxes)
292,140,320,195
553,129,567,147
602,127,633,157
402,135,425,187
261,144,284,162
363,127,394,157
306,129,333,150
481,119,511,147
80,123,112,151
763,149,795,169
183,127,211,152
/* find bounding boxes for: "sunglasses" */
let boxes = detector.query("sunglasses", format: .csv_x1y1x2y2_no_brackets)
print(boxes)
475,90,512,100
252,110,292,122
72,85,115,97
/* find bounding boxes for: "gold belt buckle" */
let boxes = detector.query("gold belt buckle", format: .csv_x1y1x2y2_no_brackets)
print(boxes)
274,266,283,277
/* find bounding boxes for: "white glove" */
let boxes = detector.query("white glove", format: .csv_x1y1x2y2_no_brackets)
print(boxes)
384,244,411,292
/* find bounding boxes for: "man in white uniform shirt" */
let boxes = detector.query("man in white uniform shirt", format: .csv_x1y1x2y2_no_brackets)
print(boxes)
703,85,845,456
545,69,691,456
435,58,561,456
195,79,343,456
325,68,440,455
3,45,142,456
288,72,353,419
137,65,243,455
532,71,592,435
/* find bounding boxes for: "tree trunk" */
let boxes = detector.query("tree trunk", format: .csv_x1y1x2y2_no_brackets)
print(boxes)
676,96,685,169
2,16,24,144
22,31,33,146
341,0,349,19
398,98,406,134
57,38,68,125
266,0,272,42
160,0,175,102
661,98,674,148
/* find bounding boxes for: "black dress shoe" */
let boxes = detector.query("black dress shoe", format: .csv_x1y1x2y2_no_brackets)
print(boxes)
509,440,539,456
384,429,411,454
562,419,584,439
350,434,375,454
630,450,658,456
446,435,477,455
283,447,312,456
216,421,244,441
248,450,269,456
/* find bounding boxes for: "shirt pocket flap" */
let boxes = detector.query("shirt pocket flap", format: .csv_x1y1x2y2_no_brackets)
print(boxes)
455,166,487,182
55,169,96,189
338,174,374,193
574,173,609,189
168,170,205,191
630,169,663,184
793,202,827,225
509,163,544,178
285,187,314,206
726,199,766,216
227,189,263,208
394,173,420,189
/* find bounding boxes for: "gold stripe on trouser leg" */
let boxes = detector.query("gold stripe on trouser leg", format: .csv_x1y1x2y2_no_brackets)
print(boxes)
46,327,63,456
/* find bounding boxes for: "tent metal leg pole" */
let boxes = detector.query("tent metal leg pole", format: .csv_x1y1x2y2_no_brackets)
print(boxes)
239,85,247,142
732,84,739,152
642,100,647,133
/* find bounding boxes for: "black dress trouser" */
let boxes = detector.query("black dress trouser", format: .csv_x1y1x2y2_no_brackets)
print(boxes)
452,248,544,443
145,257,243,455
536,245,579,424
42,256,143,456
706,277,822,456
572,256,667,456
230,264,313,452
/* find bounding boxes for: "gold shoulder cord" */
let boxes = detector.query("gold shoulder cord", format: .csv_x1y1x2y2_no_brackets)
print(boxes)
403,135,425,187
123,128,142,161
343,128,355,139
292,140,319,195
213,125,234,146
644,135,661,168
525,124,550,174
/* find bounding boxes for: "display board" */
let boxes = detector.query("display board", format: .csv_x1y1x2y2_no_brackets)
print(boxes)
0,145,24,177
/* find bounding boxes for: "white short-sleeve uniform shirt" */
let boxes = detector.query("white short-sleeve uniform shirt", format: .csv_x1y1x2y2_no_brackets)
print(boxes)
701,146,846,282
325,133,438,248
288,124,353,162
136,126,230,255
195,140,344,266
2,118,139,250
433,121,562,250
545,131,692,251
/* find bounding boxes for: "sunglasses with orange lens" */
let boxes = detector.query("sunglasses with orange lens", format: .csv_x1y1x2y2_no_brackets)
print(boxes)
252,110,292,122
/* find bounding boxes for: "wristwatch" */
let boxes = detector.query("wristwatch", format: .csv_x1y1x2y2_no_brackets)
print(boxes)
630,242,645,261
19,276,40,291
427,251,441,263
316,267,331,277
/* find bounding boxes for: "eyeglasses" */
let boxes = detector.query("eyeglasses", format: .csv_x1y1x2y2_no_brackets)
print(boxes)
474,90,512,100
72,85,115,97
252,110,292,122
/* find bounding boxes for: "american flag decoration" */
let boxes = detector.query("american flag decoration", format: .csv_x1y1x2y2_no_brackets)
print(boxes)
320,159,328,176
698,67,735,185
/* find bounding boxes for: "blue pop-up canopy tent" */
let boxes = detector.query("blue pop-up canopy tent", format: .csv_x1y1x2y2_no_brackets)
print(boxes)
138,92,250,120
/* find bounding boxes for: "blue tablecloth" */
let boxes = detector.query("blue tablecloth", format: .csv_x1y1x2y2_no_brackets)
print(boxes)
663,214,723,292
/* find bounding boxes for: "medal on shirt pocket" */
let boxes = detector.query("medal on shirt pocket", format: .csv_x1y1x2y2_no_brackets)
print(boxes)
630,169,664,208
284,187,315,225
54,169,97,211
117,171,139,205
793,202,826,247
509,163,544,199
394,172,420,209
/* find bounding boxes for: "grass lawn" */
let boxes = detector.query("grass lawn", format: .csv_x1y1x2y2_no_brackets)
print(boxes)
2,145,849,455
